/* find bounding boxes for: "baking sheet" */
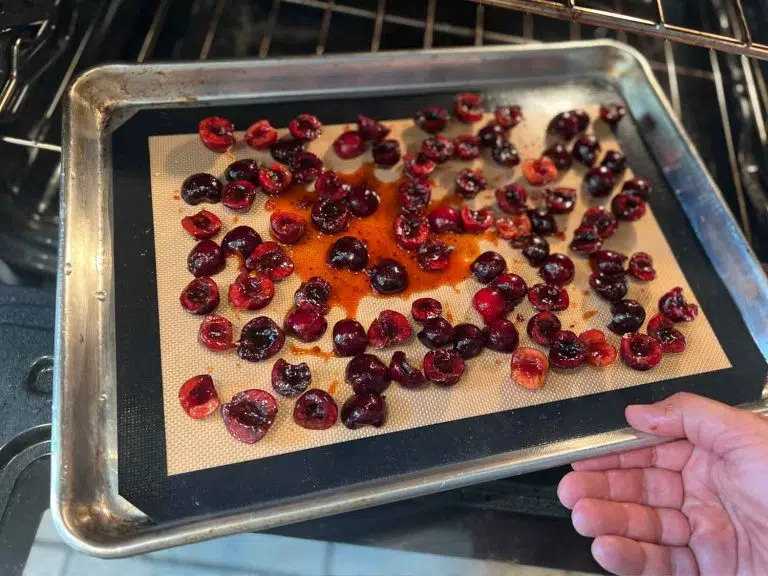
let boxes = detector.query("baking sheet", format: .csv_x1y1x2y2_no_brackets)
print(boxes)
149,105,731,476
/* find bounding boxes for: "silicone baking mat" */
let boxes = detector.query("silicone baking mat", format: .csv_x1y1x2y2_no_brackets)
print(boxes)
148,106,731,477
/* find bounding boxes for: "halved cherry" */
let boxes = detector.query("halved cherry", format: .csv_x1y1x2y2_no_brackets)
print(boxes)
221,389,278,443
228,271,275,310
494,105,523,129
403,153,437,179
453,135,481,160
461,205,494,233
294,276,331,315
357,114,390,141
245,241,294,280
294,389,338,430
312,198,350,234
628,252,657,281
199,314,234,351
180,276,220,314
600,103,626,125
258,163,293,195
187,240,225,277
367,310,412,349
222,226,262,260
428,205,462,233
222,180,257,211
490,273,529,309
284,307,328,343
455,92,484,123
272,358,311,397
389,351,427,389
315,170,350,201
333,130,366,159
393,214,429,251
491,141,520,167
417,238,452,271
414,105,448,134
545,188,576,214
549,330,587,370
181,210,222,239
522,157,558,186
659,287,699,322
611,193,647,221
198,116,235,152
569,225,603,255
495,214,532,242
423,349,465,387
647,314,686,353
289,113,323,141
578,329,617,367
620,333,662,371
496,184,528,214
581,206,618,239
539,253,575,286
237,317,285,362
472,287,507,324
510,348,549,390
270,211,306,244
245,120,278,149
290,151,323,184
528,283,569,312
179,375,220,419
421,134,455,164
526,311,561,347
455,168,487,198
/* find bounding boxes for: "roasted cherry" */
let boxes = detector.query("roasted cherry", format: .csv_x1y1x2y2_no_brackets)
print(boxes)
455,168,487,198
348,185,380,217
428,205,462,233
590,250,627,275
315,170,350,201
311,198,350,234
423,349,465,386
601,150,627,174
528,283,569,312
495,214,532,243
246,241,294,280
182,210,222,239
289,113,323,141
417,238,452,271
611,193,646,221
198,116,235,152
258,163,293,195
522,157,557,186
179,375,220,419
484,318,519,353
245,120,278,149
471,251,507,284
271,358,311,397
461,205,494,233
357,114,390,141
647,314,686,353
542,143,573,170
333,319,368,357
418,317,454,349
472,287,507,324
547,110,587,141
397,180,432,216
221,389,278,443
659,287,699,322
549,330,587,369
284,307,328,343
581,206,617,239
608,299,646,335
182,173,222,205
491,141,520,167
345,353,390,395
368,259,408,294
510,348,549,390
490,273,529,309
600,103,626,125
569,225,603,255
539,253,575,286
421,134,455,164
621,177,652,200
222,225,261,259
403,153,436,179
294,389,338,430
583,166,615,197
224,159,260,184
572,134,601,167
270,137,304,164
527,208,557,236
294,276,331,314
237,317,285,362
228,272,274,310
333,130,366,159
495,104,523,129
199,314,234,351
453,135,481,160
527,311,562,347
628,252,656,281
327,236,368,271
222,180,257,211
188,240,225,277
341,393,387,429
620,333,662,371
455,92,484,123
367,310,412,349
393,214,429,251
589,272,628,303
478,122,507,149
372,139,401,166
180,277,220,314
414,105,448,134
452,323,486,359
412,298,442,323
578,329,617,367
496,184,528,214
545,188,576,214
389,351,427,389
270,211,306,244
290,151,323,184
522,236,550,266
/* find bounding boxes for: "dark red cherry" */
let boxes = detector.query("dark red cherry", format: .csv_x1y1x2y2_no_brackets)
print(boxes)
403,153,436,179
222,180,257,211
347,185,380,217
542,143,573,170
461,205,494,233
583,166,615,197
294,276,331,315
333,131,366,159
414,105,448,134
245,241,294,280
490,273,529,309
198,116,235,152
491,141,521,167
545,188,576,214
478,122,506,148
341,393,387,429
221,389,278,444
345,353,390,395
181,173,222,205
428,205,462,233
522,236,550,266
549,330,587,369
179,375,220,419
539,253,575,286
628,252,657,281
228,271,275,310
495,184,528,214
372,139,401,167
601,150,627,174
367,310,412,350
258,163,292,195
368,259,408,294
423,349,465,386
311,198,350,234
284,308,328,343
472,287,507,324
453,135,481,160
417,317,454,349
547,110,587,141
659,287,699,322
569,225,603,255
527,312,561,347
333,319,368,357
289,151,323,184
315,170,350,201
471,251,507,284
452,323,486,359
237,317,285,362
600,103,626,125
294,389,338,430
224,158,260,184
590,250,627,276
455,168,487,198
572,134,601,167
180,276,220,314
484,319,519,353
397,180,432,216
647,314,686,353
494,104,523,129
245,120,278,150
181,210,222,239
621,177,653,200
271,137,305,164
222,226,261,260
389,351,427,389
412,298,442,323
393,214,429,251
620,333,662,371
421,134,455,164
455,92,484,123
417,238,452,271
289,113,323,141
581,206,617,239
187,240,225,277
611,194,646,221
357,114,390,141
327,236,369,271
271,358,311,397
528,283,569,312
589,272,628,303
527,208,558,236
269,211,306,244
199,314,234,351
608,299,646,335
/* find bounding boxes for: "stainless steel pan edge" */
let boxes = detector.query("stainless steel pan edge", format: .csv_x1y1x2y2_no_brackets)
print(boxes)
53,40,768,557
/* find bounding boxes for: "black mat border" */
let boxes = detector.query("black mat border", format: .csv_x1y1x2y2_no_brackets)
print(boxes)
114,80,767,523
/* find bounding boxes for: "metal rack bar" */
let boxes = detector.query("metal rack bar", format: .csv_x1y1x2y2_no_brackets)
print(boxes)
371,0,385,52
424,0,436,49
315,0,333,56
199,0,227,60
259,0,282,57
475,3,484,46
137,0,170,63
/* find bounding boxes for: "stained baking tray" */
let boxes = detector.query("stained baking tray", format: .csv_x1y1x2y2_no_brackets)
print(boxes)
54,41,768,557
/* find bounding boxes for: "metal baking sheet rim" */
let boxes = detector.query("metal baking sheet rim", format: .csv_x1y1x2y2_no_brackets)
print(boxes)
53,40,768,557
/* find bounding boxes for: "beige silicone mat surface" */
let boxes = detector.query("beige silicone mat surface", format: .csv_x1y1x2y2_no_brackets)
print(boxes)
148,105,731,476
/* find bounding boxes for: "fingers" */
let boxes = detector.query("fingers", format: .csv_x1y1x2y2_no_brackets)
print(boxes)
572,499,691,546
592,535,698,576
558,468,683,510
572,440,694,472
625,392,768,455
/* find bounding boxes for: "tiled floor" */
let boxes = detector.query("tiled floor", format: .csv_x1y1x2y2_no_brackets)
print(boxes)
23,510,592,576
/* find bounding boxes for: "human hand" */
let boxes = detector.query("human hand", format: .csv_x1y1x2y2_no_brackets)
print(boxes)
557,392,768,575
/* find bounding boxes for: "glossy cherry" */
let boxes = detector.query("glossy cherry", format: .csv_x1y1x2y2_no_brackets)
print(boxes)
428,205,462,233
455,92,484,123
181,173,222,205
484,319,519,353
659,287,699,322
188,240,225,277
621,177,652,200
389,351,427,389
289,113,323,141
545,188,576,214
332,319,368,357
455,168,487,198
237,317,285,362
611,193,647,221
222,226,261,260
414,105,448,134
452,323,486,359
495,214,532,243
403,153,436,179
367,310,412,349
245,120,278,149
495,184,528,214
411,298,442,323
578,329,617,367
478,122,506,148
294,276,331,315
526,312,562,347
341,393,387,429
224,159,260,184
418,317,454,349
180,277,220,314
368,259,408,294
510,348,549,390
294,389,338,430
471,251,507,284
290,151,323,184
198,116,235,152
542,143,573,170
601,150,627,174
421,134,455,164
528,283,569,312
620,333,662,371
494,105,523,129
608,299,646,335
347,185,380,217
327,236,369,271
393,214,429,251
583,166,615,198
600,103,626,125
221,389,278,444
527,208,558,236
589,272,628,303
581,206,617,239
228,272,274,310
179,375,220,419
270,137,304,164
461,206,494,233
222,180,257,211
491,141,520,167
270,211,306,244
357,114,390,141
590,250,628,276
315,171,350,201
333,130,366,159
372,139,401,166
522,157,558,186
311,198,350,234
284,307,328,343
628,252,656,281
472,287,507,324
258,163,293,195
547,110,588,141
271,358,311,397
199,314,234,351
423,349,465,387
182,210,222,240
417,238,452,271
397,180,432,216
245,241,294,280
569,225,603,255
538,253,575,286
453,135,481,160
549,330,587,370
522,236,550,267
345,353,390,395
647,314,686,353
490,273,529,309
572,134,601,167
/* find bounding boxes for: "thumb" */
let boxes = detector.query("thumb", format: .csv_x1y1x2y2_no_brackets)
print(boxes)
625,392,768,456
